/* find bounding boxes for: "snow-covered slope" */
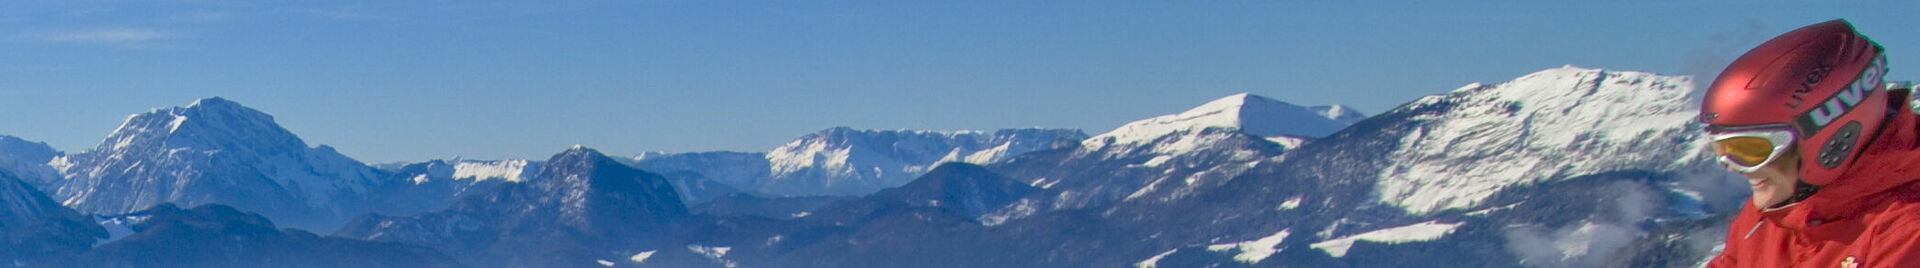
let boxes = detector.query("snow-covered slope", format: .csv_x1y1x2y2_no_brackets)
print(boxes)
1375,66,1716,215
391,159,538,185
1086,93,1359,149
0,135,64,192
984,93,1365,223
51,97,386,231
390,158,538,184
449,159,536,182
640,127,1086,197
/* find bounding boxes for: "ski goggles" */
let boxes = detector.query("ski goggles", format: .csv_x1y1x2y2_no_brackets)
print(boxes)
1707,125,1797,173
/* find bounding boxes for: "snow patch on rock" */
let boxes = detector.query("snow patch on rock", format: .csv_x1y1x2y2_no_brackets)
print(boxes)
1311,221,1462,258
1134,248,1179,268
628,250,656,263
1206,229,1293,263
451,160,532,182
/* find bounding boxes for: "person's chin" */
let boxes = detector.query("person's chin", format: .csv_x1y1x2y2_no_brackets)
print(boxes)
1750,178,1784,208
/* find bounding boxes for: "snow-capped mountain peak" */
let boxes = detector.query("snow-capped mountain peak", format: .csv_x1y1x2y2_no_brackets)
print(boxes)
1088,93,1363,147
1376,66,1712,215
98,97,295,152
54,97,383,231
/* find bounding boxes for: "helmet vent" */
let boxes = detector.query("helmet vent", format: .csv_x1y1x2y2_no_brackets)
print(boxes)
1817,121,1863,168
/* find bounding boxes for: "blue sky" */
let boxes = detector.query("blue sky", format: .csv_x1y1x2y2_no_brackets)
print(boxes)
1,1,1916,163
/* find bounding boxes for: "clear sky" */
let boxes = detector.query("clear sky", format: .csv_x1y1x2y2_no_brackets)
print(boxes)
1,1,1916,163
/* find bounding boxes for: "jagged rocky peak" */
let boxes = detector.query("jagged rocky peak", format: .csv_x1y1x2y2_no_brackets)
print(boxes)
1373,65,1719,215
1088,93,1364,147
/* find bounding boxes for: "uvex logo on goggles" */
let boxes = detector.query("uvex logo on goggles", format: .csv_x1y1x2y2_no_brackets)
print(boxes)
1794,55,1887,135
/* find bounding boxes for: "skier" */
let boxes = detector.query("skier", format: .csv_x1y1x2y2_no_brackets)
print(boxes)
1701,19,1920,267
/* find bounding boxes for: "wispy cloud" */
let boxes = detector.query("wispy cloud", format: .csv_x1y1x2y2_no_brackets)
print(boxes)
161,10,235,24
40,28,180,43
301,7,396,21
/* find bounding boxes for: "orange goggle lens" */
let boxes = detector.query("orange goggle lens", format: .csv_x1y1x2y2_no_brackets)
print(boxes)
1713,136,1777,166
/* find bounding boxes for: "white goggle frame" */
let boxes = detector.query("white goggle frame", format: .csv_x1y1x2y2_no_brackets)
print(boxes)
1707,125,1796,173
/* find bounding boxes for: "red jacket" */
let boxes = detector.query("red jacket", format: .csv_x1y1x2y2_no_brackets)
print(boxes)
1710,92,1920,268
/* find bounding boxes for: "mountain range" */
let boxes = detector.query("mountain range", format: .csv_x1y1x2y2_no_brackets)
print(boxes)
633,127,1090,198
0,65,1742,267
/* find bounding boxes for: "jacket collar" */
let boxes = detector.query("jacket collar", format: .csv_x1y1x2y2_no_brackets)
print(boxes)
1758,93,1920,238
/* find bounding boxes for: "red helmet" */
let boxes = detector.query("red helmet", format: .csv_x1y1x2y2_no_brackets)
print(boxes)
1701,19,1889,185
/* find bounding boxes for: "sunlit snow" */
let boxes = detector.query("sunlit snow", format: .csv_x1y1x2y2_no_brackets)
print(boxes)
1375,66,1705,215
628,250,656,263
1277,196,1303,210
451,160,531,182
1133,248,1179,268
1205,229,1292,263
1310,221,1462,257
1087,93,1354,151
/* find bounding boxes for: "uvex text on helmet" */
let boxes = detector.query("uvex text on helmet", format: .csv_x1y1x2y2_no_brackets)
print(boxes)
1700,19,1888,185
